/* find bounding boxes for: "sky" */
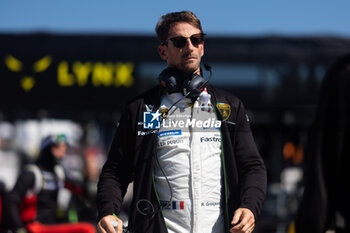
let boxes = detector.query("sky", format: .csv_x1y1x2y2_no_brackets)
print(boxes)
0,0,349,37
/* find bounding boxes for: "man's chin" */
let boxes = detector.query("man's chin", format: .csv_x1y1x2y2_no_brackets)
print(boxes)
180,64,200,75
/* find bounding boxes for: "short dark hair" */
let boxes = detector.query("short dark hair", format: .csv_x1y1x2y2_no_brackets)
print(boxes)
155,11,204,43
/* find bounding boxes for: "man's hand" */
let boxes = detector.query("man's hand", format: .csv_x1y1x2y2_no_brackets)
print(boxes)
230,208,255,233
97,215,123,233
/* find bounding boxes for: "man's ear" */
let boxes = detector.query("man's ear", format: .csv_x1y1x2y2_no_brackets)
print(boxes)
158,45,168,61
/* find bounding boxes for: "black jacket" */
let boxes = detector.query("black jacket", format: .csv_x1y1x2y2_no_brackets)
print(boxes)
97,84,267,233
295,53,350,232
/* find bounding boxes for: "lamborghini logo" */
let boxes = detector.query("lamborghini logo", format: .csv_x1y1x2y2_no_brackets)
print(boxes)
216,102,231,121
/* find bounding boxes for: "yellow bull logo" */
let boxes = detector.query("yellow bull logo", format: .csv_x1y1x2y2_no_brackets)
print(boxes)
216,102,231,121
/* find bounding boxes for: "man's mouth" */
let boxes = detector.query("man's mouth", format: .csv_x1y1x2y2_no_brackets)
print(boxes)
184,56,196,61
183,52,197,59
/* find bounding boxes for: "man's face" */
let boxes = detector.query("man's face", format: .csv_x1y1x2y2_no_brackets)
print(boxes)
51,143,67,160
158,22,204,74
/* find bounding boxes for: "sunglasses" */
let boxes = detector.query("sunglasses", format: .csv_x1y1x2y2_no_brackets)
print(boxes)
162,33,206,48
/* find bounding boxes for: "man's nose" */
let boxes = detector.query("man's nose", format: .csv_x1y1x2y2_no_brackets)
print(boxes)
184,38,195,51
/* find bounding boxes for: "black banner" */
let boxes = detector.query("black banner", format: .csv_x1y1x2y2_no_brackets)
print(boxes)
0,34,159,118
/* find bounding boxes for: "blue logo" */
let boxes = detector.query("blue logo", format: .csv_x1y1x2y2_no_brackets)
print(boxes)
143,110,161,129
158,130,182,137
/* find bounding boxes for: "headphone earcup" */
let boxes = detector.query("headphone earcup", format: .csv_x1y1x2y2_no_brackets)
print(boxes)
158,68,182,93
161,75,177,93
183,74,206,99
159,68,206,97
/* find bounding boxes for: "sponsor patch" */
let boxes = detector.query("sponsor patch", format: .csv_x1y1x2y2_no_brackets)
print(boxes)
158,138,184,147
200,136,221,143
160,201,184,210
143,110,161,129
216,102,231,121
137,130,158,136
158,130,182,137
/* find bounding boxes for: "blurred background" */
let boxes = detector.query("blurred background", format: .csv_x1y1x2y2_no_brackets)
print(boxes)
1,0,350,232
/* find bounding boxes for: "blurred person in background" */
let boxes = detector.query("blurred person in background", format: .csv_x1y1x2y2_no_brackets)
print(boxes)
295,53,350,232
84,146,101,198
5,134,95,233
97,11,266,233
71,146,104,224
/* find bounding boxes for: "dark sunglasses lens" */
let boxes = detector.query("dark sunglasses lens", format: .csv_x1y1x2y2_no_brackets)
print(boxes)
171,37,187,48
170,34,204,48
190,35,202,46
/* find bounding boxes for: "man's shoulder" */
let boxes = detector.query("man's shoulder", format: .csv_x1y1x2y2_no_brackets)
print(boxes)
126,85,161,107
207,84,242,105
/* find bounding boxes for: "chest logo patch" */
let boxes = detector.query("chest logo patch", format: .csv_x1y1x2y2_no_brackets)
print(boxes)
216,103,231,121
143,110,161,129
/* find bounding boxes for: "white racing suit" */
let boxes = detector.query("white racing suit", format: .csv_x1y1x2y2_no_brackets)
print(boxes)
154,90,225,233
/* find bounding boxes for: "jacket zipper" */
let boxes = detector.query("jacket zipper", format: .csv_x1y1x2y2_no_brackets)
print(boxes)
190,104,195,233
212,103,230,231
220,131,230,231
152,135,169,233
152,172,169,232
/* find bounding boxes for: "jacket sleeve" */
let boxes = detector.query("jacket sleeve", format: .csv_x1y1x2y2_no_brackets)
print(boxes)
6,171,35,231
97,104,135,220
234,100,267,218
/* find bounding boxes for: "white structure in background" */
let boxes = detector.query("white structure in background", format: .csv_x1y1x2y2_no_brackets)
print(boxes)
14,118,83,159
0,122,20,191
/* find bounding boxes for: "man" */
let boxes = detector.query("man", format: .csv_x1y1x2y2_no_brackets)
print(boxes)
97,11,266,233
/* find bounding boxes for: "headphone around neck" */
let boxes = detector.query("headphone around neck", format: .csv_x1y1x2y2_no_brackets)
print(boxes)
158,65,211,100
